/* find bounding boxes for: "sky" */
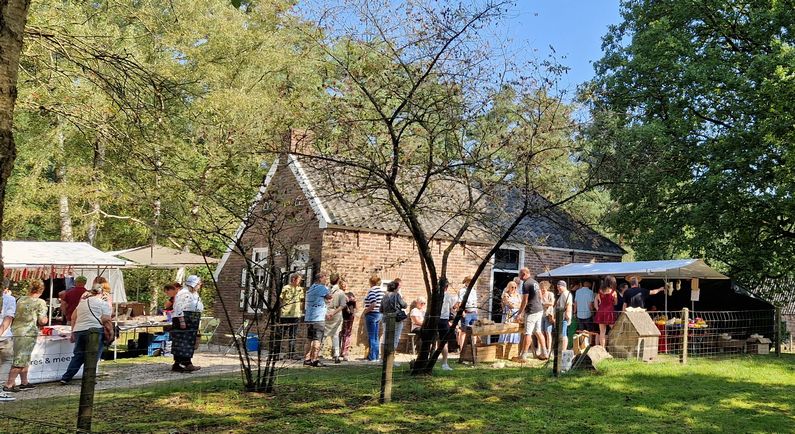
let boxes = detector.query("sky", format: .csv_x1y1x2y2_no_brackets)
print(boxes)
500,1,623,91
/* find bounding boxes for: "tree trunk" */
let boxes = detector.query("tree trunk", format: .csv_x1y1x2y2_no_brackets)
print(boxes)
55,124,74,241
0,0,33,276
87,136,105,245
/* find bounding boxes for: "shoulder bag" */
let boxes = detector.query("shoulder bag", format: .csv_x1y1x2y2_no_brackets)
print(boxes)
87,297,117,346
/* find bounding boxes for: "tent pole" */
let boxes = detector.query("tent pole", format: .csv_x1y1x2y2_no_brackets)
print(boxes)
48,267,54,325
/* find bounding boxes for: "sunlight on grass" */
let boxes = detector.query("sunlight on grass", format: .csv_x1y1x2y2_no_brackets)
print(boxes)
2,355,793,433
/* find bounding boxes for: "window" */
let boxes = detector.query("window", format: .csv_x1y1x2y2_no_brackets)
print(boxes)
494,249,520,270
239,247,269,313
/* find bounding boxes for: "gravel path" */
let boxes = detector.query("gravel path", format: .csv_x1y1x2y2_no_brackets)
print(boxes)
10,352,242,401
5,348,538,402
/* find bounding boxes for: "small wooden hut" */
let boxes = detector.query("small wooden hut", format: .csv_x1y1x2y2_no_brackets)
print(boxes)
607,311,661,361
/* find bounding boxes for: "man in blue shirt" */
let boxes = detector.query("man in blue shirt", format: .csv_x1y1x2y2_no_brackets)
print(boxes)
303,272,331,367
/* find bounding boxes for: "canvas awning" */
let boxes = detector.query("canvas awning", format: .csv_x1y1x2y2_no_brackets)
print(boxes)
3,241,127,274
109,244,218,269
537,259,729,280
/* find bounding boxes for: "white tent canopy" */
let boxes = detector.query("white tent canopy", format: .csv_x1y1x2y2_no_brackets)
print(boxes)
3,241,127,270
2,241,129,324
109,244,218,269
537,259,729,280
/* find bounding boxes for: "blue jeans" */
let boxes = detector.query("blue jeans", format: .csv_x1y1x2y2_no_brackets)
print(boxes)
61,329,104,382
463,312,478,327
365,312,382,361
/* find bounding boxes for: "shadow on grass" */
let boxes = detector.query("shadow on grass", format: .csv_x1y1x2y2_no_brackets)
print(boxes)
2,355,793,433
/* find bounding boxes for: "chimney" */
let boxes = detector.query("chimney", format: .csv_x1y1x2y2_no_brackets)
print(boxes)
282,128,314,156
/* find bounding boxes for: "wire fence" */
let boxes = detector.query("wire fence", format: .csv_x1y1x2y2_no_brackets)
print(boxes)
0,308,783,432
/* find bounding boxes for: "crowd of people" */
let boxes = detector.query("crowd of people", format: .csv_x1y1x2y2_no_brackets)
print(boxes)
501,270,665,360
268,269,666,369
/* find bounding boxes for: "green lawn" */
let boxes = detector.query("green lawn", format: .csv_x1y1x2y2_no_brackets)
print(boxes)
4,355,795,433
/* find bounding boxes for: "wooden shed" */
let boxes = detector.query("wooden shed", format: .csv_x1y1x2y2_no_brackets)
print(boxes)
607,311,661,361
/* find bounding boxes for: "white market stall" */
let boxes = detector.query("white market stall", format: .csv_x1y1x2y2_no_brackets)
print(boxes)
105,244,218,360
537,259,729,311
1,241,127,384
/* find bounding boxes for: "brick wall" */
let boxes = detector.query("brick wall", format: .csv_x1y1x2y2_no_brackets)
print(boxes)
320,230,622,352
213,158,324,338
320,229,495,352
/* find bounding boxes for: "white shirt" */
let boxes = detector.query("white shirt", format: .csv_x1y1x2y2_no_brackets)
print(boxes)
73,295,112,332
173,287,204,318
0,292,16,340
458,287,478,312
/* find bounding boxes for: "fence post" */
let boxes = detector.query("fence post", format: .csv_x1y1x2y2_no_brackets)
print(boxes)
775,307,781,357
553,307,563,377
680,308,689,364
77,329,101,432
380,313,395,404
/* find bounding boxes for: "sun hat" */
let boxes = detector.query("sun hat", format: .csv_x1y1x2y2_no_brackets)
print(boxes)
185,275,201,288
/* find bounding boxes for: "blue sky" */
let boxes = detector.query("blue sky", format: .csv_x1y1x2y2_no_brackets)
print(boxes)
500,1,622,91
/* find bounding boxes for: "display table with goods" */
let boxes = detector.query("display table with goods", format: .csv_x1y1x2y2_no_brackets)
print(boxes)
0,326,93,385
653,315,713,355
109,316,172,360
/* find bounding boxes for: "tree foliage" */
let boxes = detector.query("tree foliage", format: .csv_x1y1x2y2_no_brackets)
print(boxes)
587,0,795,282
301,0,602,374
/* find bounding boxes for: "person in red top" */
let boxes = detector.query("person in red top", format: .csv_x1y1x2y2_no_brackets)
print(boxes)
59,276,88,325
594,275,619,347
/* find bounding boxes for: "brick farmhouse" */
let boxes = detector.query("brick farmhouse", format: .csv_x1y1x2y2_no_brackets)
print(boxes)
212,149,625,353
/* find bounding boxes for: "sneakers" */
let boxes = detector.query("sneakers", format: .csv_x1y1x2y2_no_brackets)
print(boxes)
311,360,326,367
303,360,313,366
2,386,19,393
17,383,35,390
441,363,453,371
0,392,14,402
333,357,341,364
59,379,70,385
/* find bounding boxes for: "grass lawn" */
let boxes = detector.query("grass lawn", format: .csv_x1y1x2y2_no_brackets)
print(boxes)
4,355,794,433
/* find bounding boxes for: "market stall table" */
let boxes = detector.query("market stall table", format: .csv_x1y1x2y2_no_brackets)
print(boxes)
0,326,92,385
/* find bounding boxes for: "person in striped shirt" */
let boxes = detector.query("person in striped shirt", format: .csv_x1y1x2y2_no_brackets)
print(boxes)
363,275,385,361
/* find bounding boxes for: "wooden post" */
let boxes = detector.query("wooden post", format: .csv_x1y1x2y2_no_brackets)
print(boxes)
380,313,395,404
680,308,689,364
77,330,101,432
775,307,781,357
553,307,563,377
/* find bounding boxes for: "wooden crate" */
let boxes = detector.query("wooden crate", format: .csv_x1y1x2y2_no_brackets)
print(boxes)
461,343,498,363
475,344,497,363
471,322,520,336
495,342,519,360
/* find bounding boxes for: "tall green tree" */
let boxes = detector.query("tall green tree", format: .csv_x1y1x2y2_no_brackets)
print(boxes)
587,0,795,282
0,0,33,277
